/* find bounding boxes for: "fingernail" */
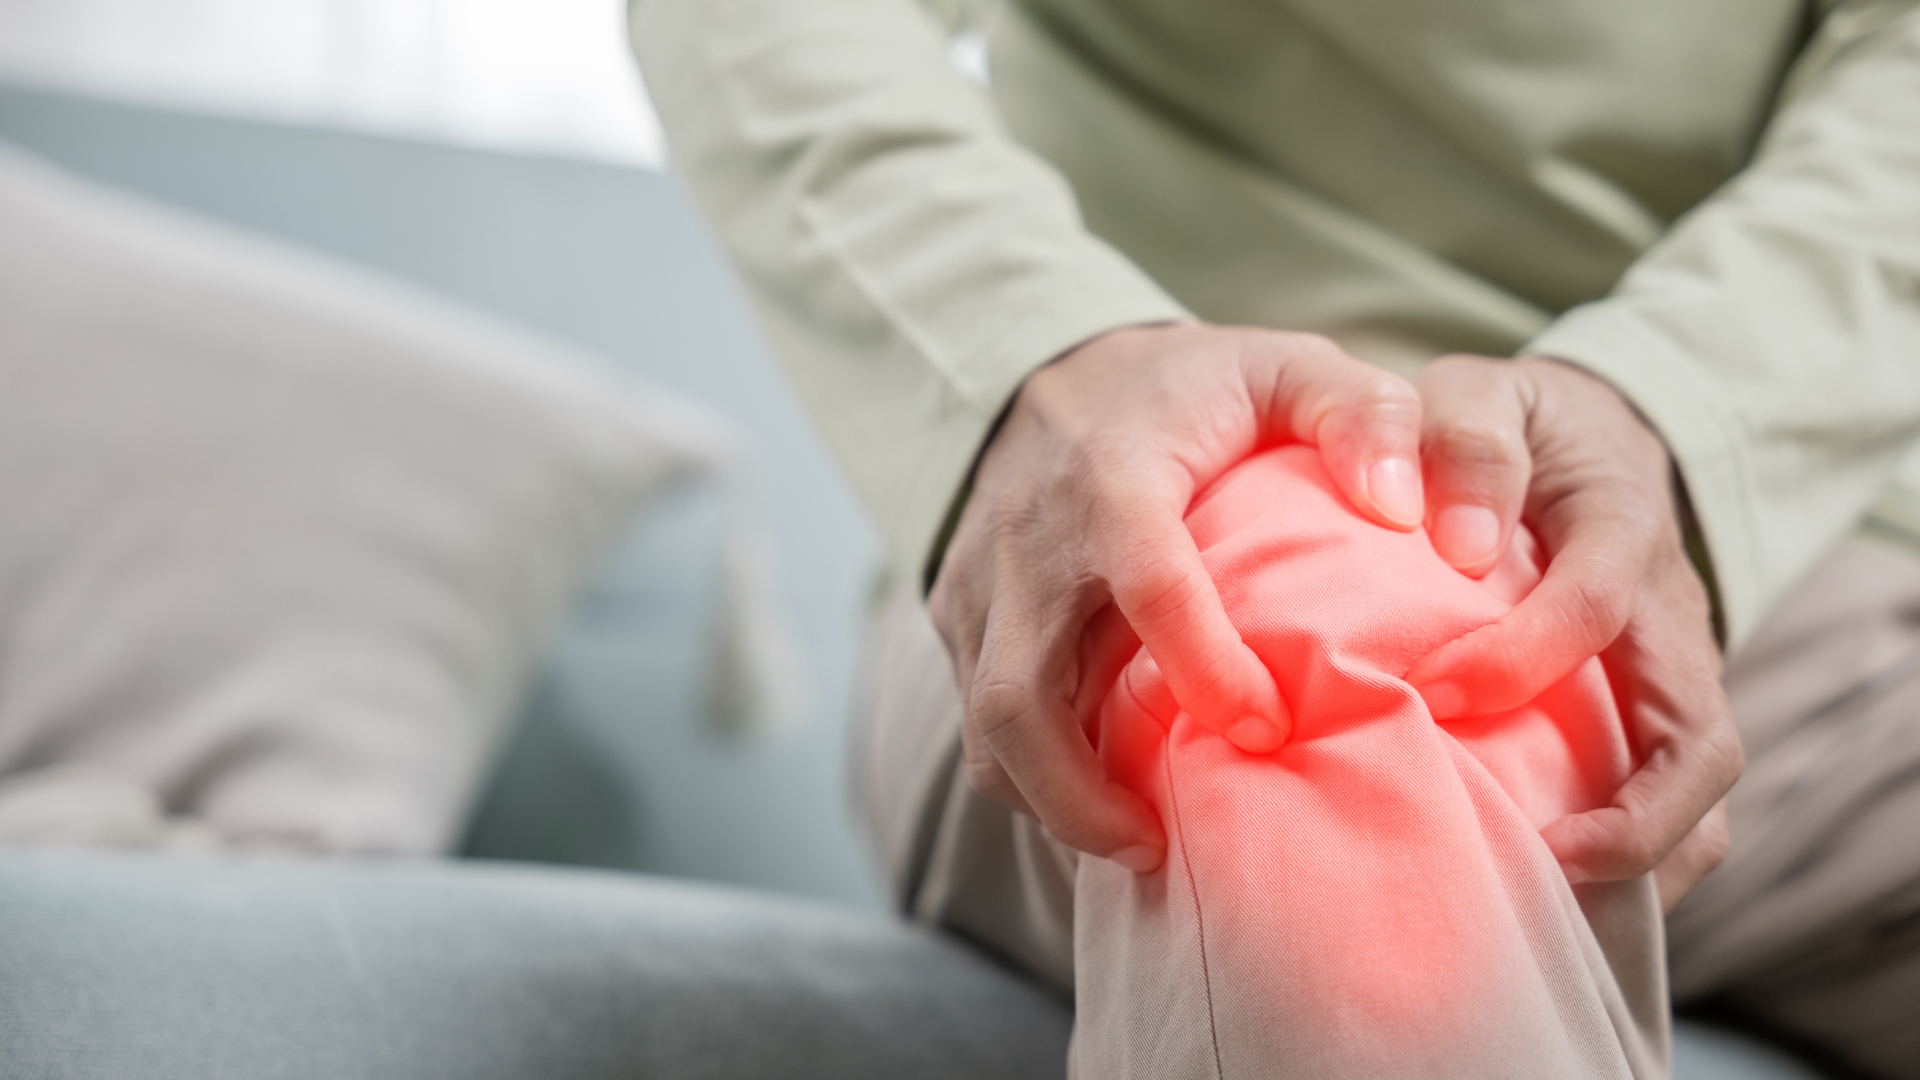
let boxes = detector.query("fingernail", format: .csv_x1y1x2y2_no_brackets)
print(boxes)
1112,844,1164,873
1367,457,1422,529
1432,504,1501,569
1417,679,1467,720
1226,717,1283,754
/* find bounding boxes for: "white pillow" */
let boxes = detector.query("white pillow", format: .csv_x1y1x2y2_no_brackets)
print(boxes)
0,142,728,855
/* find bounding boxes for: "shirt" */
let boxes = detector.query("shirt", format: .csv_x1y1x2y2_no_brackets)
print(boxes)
632,0,1920,648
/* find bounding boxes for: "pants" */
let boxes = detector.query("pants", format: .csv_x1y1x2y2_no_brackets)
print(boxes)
854,536,1920,1079
1668,536,1920,1079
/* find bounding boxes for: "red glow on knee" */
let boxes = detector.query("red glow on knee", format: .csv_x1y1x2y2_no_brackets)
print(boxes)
1086,446,1635,1068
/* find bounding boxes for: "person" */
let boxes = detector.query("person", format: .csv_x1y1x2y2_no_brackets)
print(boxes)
630,0,1920,1075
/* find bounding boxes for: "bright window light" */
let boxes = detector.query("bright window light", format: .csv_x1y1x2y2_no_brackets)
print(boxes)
0,0,665,168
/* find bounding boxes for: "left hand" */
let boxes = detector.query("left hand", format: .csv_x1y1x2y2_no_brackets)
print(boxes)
1406,355,1743,907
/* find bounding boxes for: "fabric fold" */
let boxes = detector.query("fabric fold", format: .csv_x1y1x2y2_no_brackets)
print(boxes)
1072,445,1667,1079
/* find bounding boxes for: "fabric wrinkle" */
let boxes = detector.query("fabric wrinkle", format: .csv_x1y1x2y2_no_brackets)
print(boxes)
1072,444,1662,1079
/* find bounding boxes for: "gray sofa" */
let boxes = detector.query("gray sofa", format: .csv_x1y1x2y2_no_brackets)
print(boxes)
0,851,1071,1080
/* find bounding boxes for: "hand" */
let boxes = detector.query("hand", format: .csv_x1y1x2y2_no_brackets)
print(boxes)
928,323,1424,872
1406,355,1743,900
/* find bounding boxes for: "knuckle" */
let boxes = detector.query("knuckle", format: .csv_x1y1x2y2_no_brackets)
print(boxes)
1354,368,1420,411
1565,576,1633,649
962,754,1017,803
925,579,985,665
1310,350,1416,412
967,677,1034,740
1420,353,1503,390
1703,723,1746,786
1113,539,1203,627
1276,330,1342,362
1427,418,1526,473
960,719,1026,806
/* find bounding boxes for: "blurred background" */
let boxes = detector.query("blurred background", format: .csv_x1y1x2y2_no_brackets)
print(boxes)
0,0,889,909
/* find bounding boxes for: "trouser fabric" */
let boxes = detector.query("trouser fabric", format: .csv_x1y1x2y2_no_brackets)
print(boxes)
857,521,1920,1080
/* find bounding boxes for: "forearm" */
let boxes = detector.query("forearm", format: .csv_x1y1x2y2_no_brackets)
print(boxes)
1526,0,1920,647
628,0,1186,573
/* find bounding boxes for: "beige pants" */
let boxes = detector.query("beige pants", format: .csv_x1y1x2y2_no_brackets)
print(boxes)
854,538,1920,1079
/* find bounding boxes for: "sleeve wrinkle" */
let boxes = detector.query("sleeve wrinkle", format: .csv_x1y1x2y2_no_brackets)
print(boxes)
1525,4,1920,648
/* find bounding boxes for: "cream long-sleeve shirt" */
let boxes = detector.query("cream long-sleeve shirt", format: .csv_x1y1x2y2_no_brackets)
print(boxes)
632,0,1920,649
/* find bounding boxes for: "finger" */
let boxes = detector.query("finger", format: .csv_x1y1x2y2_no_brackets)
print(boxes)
935,564,1037,818
1120,652,1181,726
1253,334,1426,531
1099,504,1290,754
1653,800,1730,913
1546,556,1740,884
1404,481,1653,719
1539,722,1741,884
960,709,1036,819
969,576,1167,870
1072,601,1143,735
927,561,986,703
1404,536,1636,718
931,523,1049,823
1416,357,1532,576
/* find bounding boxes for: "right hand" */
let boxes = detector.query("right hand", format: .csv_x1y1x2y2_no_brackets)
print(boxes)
927,322,1426,872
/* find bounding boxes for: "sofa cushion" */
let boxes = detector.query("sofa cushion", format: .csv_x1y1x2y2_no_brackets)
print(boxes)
0,851,1073,1079
0,141,724,854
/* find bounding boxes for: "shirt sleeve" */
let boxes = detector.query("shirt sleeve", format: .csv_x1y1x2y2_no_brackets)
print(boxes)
628,0,1189,580
1525,0,1920,649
